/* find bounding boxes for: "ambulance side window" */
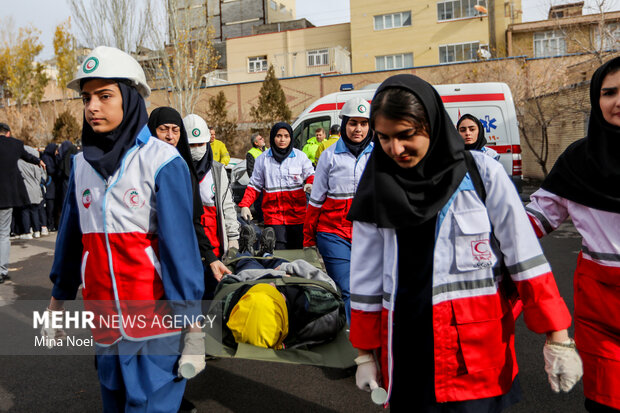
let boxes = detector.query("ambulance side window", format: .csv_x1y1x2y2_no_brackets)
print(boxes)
293,117,331,149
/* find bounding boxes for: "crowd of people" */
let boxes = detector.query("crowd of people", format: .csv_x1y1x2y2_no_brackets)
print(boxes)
0,43,614,413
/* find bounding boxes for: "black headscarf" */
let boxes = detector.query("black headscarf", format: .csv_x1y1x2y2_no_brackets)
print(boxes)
147,107,203,180
347,74,467,228
44,143,58,158
58,140,74,161
340,115,374,158
457,113,487,151
270,122,294,163
82,81,147,180
542,56,620,213
193,143,214,182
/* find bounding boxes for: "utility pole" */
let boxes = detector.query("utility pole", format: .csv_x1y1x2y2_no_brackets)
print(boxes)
488,0,496,56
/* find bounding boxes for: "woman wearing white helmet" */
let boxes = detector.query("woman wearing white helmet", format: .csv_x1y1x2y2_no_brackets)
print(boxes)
42,46,206,412
303,97,374,321
183,113,240,296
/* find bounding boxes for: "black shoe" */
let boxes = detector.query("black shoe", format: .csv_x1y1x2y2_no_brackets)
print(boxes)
0,274,9,283
178,397,197,413
239,224,256,255
257,227,276,256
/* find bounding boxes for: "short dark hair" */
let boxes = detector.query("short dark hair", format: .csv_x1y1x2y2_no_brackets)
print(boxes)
315,127,325,135
0,122,10,135
329,124,340,135
370,87,430,135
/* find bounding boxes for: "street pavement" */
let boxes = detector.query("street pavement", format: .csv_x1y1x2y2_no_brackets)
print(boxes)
0,198,587,412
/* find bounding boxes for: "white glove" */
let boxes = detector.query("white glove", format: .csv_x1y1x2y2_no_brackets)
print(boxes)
240,207,253,222
304,183,313,194
355,353,380,392
178,332,206,379
228,239,239,250
40,308,67,348
543,339,583,393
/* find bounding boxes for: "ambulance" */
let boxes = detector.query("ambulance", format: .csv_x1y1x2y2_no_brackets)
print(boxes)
291,82,523,192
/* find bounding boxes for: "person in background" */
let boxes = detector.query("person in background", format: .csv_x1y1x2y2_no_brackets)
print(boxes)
0,122,45,283
348,74,582,411
56,139,78,213
304,97,373,321
456,114,500,160
210,127,230,166
239,122,314,250
526,56,620,413
246,133,266,223
246,132,266,178
148,107,230,282
302,127,326,166
41,143,59,232
314,124,340,163
17,144,45,239
42,46,206,412
184,114,239,297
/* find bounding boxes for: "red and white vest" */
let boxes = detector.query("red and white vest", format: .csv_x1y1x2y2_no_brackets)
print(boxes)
239,148,314,225
75,136,183,345
304,139,372,246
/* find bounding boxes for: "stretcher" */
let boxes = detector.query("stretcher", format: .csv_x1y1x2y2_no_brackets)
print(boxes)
204,249,357,369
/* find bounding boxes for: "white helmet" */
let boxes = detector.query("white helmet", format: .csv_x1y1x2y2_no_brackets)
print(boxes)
183,114,211,144
339,97,370,119
67,46,151,98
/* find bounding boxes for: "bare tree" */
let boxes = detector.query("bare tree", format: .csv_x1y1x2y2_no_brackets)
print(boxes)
145,0,219,116
548,0,620,64
68,0,160,53
461,58,584,177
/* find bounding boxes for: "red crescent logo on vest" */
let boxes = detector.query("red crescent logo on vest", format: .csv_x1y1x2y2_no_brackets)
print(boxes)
82,189,92,209
123,188,145,209
471,239,492,264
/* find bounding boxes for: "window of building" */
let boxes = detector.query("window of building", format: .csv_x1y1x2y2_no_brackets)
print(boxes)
307,49,329,66
533,30,566,57
594,22,620,50
375,53,414,70
439,41,481,63
437,0,487,21
374,11,412,30
269,0,277,10
248,56,268,73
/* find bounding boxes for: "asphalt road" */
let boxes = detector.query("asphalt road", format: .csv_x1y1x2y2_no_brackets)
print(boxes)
0,211,586,413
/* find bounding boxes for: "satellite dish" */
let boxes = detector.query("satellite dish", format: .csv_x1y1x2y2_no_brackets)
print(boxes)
478,48,492,60
474,4,488,14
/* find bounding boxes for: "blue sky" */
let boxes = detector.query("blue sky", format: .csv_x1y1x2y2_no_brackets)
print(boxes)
4,0,618,61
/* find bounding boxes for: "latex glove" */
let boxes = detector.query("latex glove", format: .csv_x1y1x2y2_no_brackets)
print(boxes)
228,239,239,250
210,259,232,282
40,308,67,348
240,207,253,222
178,332,206,379
543,339,583,393
355,353,380,392
304,183,313,194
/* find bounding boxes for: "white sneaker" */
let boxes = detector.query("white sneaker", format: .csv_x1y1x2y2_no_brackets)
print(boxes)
41,227,49,236
33,231,41,238
20,233,33,240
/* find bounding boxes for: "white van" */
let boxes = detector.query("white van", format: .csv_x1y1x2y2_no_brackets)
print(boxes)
291,82,522,192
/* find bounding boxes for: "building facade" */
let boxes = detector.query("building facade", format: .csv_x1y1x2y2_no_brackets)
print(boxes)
507,2,620,58
225,23,351,83
349,0,521,71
